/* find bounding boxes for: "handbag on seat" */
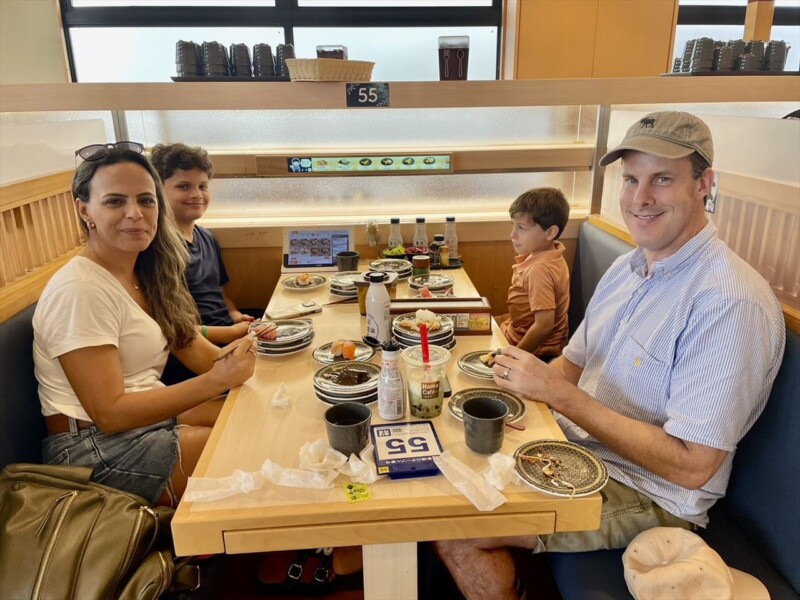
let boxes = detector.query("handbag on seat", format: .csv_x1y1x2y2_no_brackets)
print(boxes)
0,463,193,600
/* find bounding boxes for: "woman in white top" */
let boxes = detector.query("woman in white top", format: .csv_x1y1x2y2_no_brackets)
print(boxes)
33,142,256,506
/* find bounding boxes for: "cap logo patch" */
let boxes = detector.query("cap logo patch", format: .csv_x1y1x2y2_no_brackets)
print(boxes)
640,117,656,128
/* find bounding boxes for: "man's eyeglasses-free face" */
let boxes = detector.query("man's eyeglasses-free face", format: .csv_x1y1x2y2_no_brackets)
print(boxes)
75,141,145,162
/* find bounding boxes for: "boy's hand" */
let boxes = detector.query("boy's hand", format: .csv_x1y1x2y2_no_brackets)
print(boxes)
230,310,255,323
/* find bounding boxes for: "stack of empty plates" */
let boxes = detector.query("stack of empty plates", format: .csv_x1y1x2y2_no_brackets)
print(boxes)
392,313,455,350
257,319,314,356
312,361,381,405
369,258,412,280
457,350,495,380
408,274,454,292
329,271,362,297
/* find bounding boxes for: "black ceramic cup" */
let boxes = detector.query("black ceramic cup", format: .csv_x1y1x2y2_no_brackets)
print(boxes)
324,402,371,457
462,396,508,454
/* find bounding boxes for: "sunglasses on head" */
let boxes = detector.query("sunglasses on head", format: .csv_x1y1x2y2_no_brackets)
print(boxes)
75,141,145,162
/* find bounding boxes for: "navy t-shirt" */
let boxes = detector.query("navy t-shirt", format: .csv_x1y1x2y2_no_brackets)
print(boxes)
186,226,233,326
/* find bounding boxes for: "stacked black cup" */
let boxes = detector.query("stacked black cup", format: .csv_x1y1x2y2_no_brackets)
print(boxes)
689,37,715,73
275,43,296,78
229,43,252,76
712,46,735,72
253,44,275,76
176,41,203,77
202,41,229,77
764,40,788,71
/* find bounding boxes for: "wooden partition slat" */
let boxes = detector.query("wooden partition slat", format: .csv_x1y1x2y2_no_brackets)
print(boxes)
0,174,83,324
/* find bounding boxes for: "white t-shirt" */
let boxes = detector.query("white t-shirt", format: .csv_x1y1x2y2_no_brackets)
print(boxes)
33,256,169,421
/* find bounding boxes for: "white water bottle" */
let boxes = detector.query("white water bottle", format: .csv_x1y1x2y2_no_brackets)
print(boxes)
413,217,428,250
444,216,459,258
366,272,391,343
387,218,404,249
378,340,405,420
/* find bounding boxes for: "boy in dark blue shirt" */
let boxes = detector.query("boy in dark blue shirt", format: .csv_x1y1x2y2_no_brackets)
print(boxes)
151,143,255,345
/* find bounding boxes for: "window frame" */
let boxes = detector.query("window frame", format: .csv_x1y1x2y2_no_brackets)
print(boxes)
677,3,800,26
58,0,504,82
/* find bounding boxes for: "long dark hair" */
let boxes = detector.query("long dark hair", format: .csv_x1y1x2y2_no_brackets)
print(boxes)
73,149,199,349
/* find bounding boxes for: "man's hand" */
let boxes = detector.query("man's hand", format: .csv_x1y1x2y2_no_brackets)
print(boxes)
491,345,572,411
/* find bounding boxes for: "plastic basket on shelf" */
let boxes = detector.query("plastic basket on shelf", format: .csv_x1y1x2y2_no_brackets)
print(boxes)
284,58,374,82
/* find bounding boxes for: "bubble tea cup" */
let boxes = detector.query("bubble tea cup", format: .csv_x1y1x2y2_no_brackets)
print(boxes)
401,345,451,418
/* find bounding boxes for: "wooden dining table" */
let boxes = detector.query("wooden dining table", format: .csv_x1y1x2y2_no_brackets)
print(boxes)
172,263,601,600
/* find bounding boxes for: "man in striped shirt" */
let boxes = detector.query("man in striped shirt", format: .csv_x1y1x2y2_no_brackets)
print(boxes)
435,112,785,600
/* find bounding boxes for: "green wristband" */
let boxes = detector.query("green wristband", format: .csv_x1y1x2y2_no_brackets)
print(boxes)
201,325,208,338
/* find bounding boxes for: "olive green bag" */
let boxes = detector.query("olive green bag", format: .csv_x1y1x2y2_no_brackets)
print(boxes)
0,463,182,600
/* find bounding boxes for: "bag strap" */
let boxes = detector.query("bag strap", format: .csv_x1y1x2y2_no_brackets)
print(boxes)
310,550,334,592
282,550,310,592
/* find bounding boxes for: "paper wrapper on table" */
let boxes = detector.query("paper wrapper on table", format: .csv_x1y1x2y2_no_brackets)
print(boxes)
184,469,264,502
485,453,523,490
262,459,339,489
433,451,507,511
271,383,291,408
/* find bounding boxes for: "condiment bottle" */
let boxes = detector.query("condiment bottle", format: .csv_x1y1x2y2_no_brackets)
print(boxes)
378,340,405,421
387,218,403,249
366,272,391,343
439,244,450,267
444,216,459,258
430,233,444,265
413,217,428,250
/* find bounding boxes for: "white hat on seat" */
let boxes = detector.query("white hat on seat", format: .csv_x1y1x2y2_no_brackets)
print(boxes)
622,527,770,600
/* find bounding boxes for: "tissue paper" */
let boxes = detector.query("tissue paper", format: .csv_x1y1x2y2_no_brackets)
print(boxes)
184,469,264,502
433,451,507,511
271,383,291,408
485,453,522,490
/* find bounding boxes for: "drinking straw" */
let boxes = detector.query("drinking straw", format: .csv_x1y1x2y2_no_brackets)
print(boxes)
419,323,430,365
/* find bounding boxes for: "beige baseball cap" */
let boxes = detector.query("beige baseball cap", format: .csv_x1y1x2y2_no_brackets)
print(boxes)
622,527,769,600
600,111,714,167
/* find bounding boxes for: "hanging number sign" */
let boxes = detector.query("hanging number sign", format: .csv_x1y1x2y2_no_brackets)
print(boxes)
346,82,390,108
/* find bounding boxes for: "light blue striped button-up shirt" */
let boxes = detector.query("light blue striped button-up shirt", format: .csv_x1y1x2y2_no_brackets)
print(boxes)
561,221,785,526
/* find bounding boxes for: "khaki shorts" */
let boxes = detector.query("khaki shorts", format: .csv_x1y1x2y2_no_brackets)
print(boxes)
539,478,693,553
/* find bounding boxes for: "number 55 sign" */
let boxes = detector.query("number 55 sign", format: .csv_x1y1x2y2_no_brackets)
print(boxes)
346,82,390,107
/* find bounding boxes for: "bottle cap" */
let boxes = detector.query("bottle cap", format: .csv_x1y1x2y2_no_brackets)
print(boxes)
390,218,400,224
433,233,445,242
367,272,386,284
416,217,425,223
446,216,456,222
381,339,400,352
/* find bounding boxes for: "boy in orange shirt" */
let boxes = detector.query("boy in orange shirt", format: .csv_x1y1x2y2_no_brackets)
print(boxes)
499,188,570,360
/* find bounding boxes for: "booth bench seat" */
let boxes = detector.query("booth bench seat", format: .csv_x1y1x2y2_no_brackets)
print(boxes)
547,221,800,600
0,303,45,469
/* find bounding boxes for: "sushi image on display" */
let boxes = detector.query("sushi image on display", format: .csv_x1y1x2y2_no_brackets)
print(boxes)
381,158,394,166
402,157,415,165
359,158,372,166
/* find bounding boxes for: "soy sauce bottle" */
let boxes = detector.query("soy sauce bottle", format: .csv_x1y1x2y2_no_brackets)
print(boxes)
378,340,405,420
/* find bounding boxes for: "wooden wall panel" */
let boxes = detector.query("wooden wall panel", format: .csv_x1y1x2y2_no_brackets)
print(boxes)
515,0,679,80
592,0,679,77
516,0,599,79
220,239,577,321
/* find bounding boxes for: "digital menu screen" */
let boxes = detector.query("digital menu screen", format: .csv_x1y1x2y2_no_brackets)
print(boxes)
286,228,351,267
287,154,451,174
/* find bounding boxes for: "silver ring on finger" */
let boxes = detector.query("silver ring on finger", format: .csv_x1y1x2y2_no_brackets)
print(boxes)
501,368,511,380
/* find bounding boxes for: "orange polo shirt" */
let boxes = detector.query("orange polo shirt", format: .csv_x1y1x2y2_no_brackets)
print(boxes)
500,241,569,356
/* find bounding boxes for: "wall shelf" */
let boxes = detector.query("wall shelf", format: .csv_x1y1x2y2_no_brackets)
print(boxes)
1,77,797,112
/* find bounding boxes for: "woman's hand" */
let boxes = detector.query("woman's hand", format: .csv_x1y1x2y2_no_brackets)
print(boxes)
207,335,256,390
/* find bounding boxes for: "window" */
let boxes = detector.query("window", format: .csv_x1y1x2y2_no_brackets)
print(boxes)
675,1,800,71
59,0,502,82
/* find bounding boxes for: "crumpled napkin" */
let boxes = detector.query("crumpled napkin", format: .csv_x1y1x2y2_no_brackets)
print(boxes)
271,383,291,408
300,439,384,483
336,443,384,484
183,440,383,502
433,451,507,511
484,453,523,490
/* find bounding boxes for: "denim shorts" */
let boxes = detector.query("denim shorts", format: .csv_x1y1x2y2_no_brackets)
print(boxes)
539,478,693,553
42,418,179,505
